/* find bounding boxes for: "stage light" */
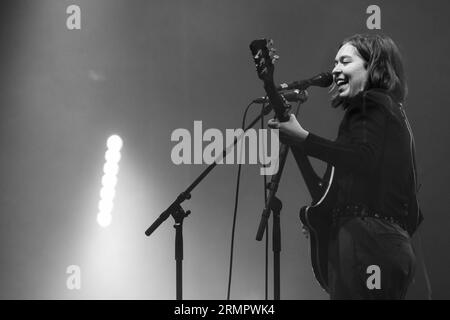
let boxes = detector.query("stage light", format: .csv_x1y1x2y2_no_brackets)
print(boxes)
100,186,116,202
107,135,123,152
103,162,119,176
96,134,123,227
98,199,113,214
101,173,118,188
105,149,122,164
97,212,112,228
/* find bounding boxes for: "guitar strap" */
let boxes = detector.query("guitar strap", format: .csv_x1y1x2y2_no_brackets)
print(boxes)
398,102,423,231
398,102,432,299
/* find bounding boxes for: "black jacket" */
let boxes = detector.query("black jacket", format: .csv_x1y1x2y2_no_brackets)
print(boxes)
301,89,420,224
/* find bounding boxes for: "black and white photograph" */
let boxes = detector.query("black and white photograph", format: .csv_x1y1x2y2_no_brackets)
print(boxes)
0,0,449,305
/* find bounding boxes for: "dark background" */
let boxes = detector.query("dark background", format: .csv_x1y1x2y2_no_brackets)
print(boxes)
0,0,448,299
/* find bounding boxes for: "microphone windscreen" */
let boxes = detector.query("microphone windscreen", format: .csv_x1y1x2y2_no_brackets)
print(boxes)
315,72,333,87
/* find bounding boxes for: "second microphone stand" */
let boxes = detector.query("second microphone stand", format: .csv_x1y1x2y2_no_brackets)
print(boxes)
256,102,304,300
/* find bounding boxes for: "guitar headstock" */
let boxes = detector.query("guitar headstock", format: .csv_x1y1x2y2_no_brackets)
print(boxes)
249,39,279,84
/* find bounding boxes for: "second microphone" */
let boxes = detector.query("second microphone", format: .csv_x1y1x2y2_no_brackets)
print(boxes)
253,89,308,104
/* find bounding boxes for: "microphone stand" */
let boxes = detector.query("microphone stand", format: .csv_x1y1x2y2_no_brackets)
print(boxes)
270,196,282,300
255,102,304,300
256,142,289,300
145,103,273,300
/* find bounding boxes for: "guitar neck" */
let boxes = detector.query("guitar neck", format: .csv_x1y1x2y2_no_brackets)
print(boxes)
263,80,291,122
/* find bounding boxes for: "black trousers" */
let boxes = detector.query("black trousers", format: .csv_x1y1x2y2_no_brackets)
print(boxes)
328,217,416,299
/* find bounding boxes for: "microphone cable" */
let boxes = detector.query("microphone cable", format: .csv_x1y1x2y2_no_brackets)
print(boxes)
225,100,303,300
226,101,258,300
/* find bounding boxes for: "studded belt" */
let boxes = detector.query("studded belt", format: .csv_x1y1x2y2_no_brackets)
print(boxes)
331,204,407,231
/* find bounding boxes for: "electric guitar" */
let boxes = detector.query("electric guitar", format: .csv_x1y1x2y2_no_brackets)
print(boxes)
250,39,337,292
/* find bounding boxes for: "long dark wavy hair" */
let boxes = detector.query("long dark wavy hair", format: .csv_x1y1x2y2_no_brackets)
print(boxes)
331,34,408,108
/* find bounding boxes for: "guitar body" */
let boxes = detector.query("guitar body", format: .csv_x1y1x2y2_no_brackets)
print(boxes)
298,164,337,292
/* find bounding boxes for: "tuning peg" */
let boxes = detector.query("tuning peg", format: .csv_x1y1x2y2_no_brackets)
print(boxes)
269,47,278,58
254,49,263,60
271,54,280,64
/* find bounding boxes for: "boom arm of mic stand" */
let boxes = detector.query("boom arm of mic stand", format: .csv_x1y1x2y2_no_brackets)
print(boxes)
145,103,273,237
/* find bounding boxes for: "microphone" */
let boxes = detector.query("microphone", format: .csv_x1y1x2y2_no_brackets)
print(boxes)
253,89,308,104
277,72,333,91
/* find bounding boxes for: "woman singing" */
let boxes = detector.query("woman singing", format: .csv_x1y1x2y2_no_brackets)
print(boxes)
267,34,422,299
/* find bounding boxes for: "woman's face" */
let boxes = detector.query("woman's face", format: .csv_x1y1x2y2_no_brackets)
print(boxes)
332,43,368,98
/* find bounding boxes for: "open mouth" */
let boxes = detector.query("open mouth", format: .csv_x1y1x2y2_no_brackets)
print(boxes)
336,78,349,91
